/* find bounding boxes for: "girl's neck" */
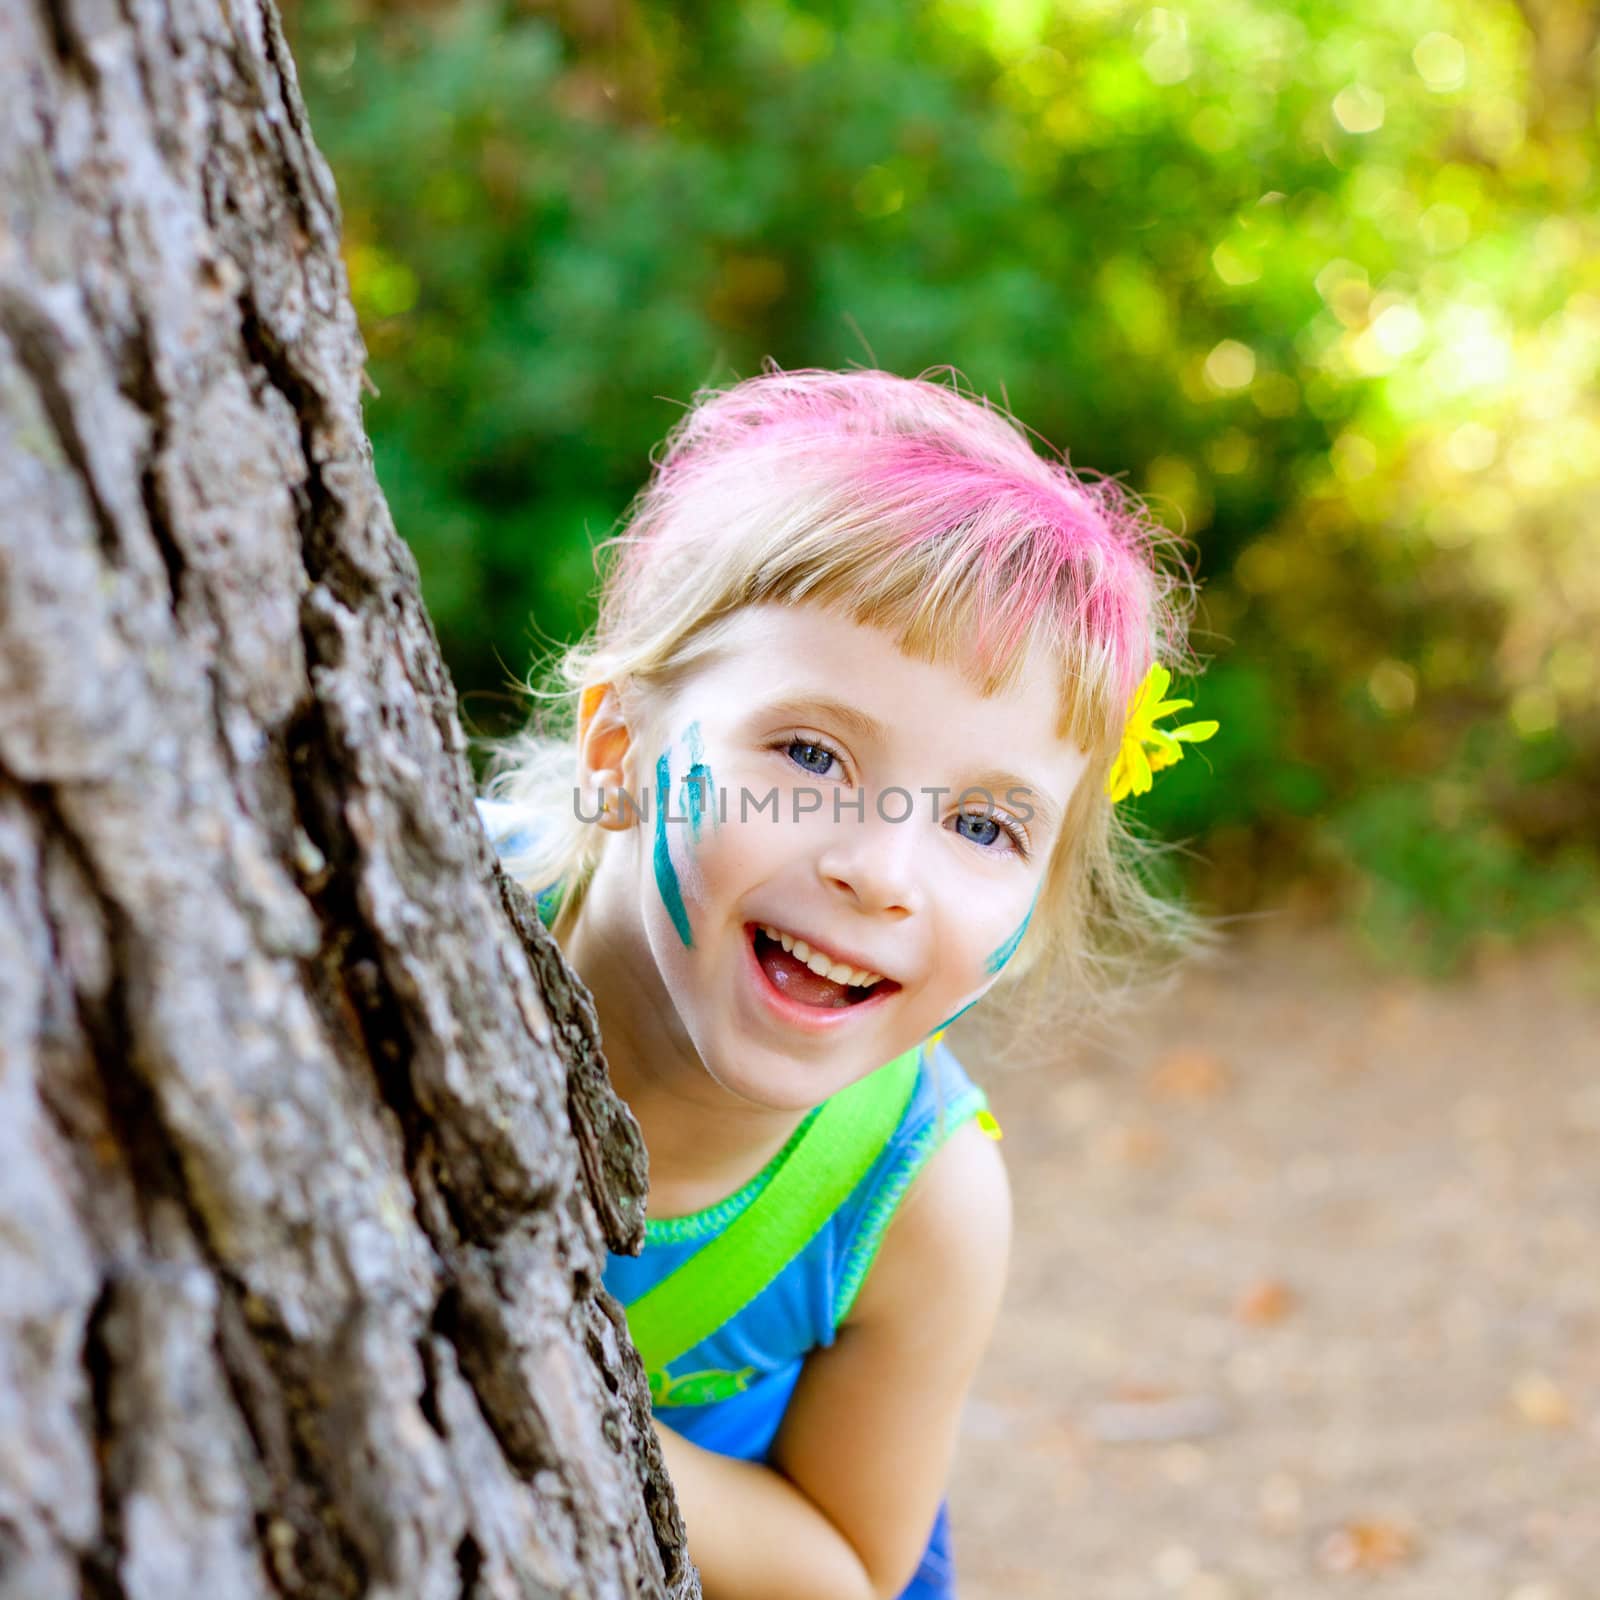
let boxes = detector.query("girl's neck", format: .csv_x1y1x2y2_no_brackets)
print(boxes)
611,1057,810,1221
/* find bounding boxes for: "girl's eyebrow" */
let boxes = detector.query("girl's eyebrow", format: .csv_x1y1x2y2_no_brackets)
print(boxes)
963,770,1062,835
753,696,1063,835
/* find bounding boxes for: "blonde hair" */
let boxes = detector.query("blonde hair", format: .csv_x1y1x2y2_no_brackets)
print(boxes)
486,367,1206,1046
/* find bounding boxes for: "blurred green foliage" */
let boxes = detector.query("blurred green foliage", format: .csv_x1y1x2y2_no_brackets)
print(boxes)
287,0,1600,966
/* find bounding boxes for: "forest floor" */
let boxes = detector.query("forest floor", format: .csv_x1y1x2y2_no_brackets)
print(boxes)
947,919,1600,1600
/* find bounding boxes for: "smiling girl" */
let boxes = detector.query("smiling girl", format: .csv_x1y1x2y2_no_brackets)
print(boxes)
481,369,1212,1599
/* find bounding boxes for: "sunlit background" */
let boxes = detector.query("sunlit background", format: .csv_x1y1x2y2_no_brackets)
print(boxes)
286,0,1599,966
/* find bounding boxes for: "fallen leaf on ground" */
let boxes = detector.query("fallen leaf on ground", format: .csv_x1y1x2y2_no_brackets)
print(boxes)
1511,1372,1571,1428
1148,1047,1231,1102
1235,1279,1296,1325
1316,1519,1417,1572
1093,1123,1166,1166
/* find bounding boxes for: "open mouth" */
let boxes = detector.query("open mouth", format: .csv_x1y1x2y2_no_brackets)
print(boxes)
747,924,899,1010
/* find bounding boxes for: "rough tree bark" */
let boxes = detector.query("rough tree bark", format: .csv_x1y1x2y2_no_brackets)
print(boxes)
0,0,696,1594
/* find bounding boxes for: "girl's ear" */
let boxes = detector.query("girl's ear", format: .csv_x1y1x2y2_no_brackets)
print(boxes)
577,684,607,737
577,682,639,831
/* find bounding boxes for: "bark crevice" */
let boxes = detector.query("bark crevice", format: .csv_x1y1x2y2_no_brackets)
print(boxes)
76,1280,127,1600
0,296,126,566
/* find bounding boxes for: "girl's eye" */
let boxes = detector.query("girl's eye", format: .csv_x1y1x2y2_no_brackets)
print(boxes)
773,736,1029,854
784,739,840,778
954,810,1029,856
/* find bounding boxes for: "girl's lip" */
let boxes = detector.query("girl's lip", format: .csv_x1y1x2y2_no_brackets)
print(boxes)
740,922,899,1035
752,920,895,987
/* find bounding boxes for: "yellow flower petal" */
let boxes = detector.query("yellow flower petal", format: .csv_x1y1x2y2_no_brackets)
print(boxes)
1129,740,1154,795
1106,744,1133,799
1109,664,1219,805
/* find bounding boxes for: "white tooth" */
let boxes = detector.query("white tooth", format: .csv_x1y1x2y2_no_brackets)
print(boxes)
763,924,781,941
779,931,795,952
851,968,880,987
825,960,854,983
804,950,833,977
792,939,810,962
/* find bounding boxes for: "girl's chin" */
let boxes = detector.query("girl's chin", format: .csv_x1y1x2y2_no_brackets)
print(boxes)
706,1072,832,1116
695,1031,861,1110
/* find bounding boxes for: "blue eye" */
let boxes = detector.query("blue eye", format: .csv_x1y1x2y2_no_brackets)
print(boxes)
956,813,1001,847
953,810,1028,855
786,740,838,777
772,734,1030,857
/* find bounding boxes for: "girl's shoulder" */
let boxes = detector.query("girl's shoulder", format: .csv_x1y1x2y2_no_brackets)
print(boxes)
839,1058,1012,1333
827,1038,999,1328
475,797,565,922
475,796,537,854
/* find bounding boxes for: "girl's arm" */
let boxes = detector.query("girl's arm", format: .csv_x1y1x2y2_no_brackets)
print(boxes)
653,1428,879,1600
655,1118,1012,1600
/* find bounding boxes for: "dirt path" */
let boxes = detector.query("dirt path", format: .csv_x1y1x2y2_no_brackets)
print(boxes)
948,926,1600,1600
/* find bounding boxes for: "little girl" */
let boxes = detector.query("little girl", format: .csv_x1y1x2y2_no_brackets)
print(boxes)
480,369,1212,1599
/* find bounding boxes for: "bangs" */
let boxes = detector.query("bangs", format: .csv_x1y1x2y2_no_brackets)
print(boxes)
609,406,1172,754
750,522,1132,753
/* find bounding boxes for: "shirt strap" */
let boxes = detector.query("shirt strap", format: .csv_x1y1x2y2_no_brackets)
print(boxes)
624,1046,923,1378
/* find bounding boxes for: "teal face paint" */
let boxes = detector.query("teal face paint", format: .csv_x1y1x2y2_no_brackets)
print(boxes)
653,749,694,948
926,888,1041,1038
927,997,981,1037
983,885,1040,976
683,720,715,842
926,887,1041,1038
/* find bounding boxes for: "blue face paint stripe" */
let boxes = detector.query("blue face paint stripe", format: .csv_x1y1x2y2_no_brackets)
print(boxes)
654,750,694,948
928,997,982,1036
984,885,1040,976
683,720,714,841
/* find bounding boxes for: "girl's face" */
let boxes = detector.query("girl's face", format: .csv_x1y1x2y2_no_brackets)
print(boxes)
591,602,1091,1111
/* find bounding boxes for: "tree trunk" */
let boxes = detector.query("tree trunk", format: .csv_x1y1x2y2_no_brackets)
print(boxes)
0,0,695,1595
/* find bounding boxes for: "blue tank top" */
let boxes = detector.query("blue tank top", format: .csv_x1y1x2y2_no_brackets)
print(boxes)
606,1040,985,1600
477,800,984,1596
604,1039,987,1458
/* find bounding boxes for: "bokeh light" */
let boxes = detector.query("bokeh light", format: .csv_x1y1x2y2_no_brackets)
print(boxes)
287,0,1600,969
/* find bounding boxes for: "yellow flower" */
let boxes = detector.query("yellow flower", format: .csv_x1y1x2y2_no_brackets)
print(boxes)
1106,663,1219,803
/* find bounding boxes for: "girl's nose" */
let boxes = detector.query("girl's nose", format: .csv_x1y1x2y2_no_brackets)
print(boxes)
814,807,925,918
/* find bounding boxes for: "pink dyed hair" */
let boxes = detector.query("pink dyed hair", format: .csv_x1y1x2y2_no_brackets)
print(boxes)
491,366,1203,1014
600,367,1190,748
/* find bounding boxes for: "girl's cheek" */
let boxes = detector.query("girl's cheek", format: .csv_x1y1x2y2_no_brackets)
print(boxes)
928,992,983,1037
918,879,1038,1038
697,812,771,911
982,886,1039,977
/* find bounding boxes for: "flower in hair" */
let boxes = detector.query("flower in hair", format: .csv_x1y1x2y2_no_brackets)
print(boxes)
1107,663,1219,803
